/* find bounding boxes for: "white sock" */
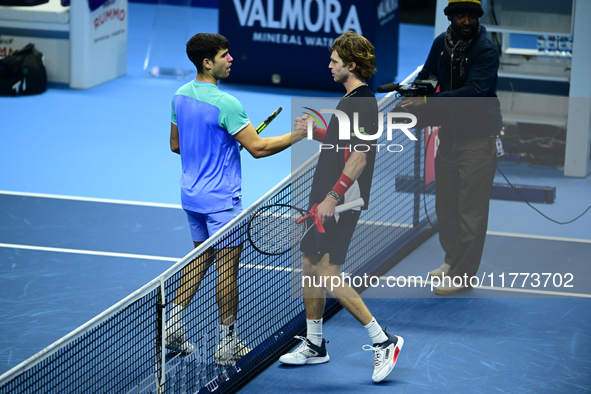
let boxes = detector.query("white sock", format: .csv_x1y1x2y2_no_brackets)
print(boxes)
221,321,236,340
168,303,184,331
364,317,388,344
306,318,323,347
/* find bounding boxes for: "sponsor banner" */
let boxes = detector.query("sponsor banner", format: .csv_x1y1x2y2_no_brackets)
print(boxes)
70,0,128,88
219,0,399,91
89,0,127,45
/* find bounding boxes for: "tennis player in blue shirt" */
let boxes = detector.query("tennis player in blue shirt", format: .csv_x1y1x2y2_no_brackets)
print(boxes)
167,33,306,365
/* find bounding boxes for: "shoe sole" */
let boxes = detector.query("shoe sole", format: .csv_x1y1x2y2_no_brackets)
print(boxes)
373,336,404,383
215,357,243,366
278,354,330,365
434,285,473,295
215,348,251,366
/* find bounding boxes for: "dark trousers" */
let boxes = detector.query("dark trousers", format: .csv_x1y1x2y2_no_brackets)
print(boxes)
435,137,497,278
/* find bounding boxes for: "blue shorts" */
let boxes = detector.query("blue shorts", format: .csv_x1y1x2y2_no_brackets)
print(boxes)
185,196,243,247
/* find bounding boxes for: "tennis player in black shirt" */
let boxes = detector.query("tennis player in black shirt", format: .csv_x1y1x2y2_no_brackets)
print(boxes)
279,31,404,383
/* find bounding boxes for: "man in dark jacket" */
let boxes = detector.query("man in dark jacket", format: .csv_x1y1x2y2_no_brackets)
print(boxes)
411,0,502,295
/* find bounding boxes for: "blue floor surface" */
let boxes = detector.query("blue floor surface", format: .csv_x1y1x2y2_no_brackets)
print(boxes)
241,297,591,393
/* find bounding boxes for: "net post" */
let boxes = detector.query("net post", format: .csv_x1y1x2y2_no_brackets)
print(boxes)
155,279,167,392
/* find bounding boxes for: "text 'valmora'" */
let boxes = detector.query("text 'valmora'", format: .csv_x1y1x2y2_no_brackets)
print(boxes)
233,0,362,34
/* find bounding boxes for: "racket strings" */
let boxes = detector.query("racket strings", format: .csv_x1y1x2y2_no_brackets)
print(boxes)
249,205,305,254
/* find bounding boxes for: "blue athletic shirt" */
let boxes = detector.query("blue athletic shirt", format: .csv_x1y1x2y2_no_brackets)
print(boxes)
171,80,250,213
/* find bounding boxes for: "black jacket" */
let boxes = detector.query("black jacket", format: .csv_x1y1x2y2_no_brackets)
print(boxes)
416,29,503,142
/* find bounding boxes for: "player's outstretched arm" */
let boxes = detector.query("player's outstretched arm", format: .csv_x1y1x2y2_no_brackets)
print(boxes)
234,123,307,159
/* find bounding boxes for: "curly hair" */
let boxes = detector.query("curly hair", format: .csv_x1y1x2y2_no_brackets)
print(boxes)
330,31,377,81
186,33,229,73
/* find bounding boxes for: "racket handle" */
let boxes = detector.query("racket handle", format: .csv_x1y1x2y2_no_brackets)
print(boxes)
335,198,364,213
240,107,283,151
257,107,283,134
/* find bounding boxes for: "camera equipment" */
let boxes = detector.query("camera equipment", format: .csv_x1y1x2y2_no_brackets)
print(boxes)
397,78,438,96
377,76,438,96
376,82,400,93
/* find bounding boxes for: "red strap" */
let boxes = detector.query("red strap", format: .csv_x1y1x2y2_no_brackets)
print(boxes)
295,204,325,233
313,127,326,142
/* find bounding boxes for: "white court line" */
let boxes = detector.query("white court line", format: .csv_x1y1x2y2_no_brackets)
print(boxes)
487,231,591,244
0,243,296,272
358,219,412,228
2,191,588,244
4,191,586,243
0,243,178,262
241,263,302,273
2,243,589,298
0,190,182,209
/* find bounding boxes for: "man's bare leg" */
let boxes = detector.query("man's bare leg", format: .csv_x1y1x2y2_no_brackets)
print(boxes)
214,245,251,365
315,253,373,326
173,241,215,308
215,246,242,326
278,253,330,365
167,241,214,354
315,253,403,383
303,253,326,320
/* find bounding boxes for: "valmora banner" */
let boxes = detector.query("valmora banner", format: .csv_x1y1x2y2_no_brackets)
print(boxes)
219,0,400,91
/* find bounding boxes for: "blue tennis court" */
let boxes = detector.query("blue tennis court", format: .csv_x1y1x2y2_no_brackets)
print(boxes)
1,190,590,393
1,3,591,393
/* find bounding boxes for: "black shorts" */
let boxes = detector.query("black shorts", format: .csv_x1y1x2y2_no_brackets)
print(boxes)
299,210,361,266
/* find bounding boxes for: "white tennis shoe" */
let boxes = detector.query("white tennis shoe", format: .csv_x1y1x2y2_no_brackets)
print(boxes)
429,262,450,278
279,336,330,365
165,324,195,355
215,337,251,366
363,332,404,383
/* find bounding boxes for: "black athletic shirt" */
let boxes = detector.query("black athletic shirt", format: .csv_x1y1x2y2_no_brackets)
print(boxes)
309,84,378,209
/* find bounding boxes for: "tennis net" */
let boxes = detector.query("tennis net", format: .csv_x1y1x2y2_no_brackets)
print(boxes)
0,67,436,394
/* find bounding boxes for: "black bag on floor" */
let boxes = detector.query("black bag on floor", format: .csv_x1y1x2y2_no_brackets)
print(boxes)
0,43,47,96
0,1,49,5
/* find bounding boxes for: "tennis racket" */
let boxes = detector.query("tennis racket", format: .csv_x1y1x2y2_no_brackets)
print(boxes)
240,107,283,151
247,197,365,255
